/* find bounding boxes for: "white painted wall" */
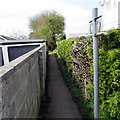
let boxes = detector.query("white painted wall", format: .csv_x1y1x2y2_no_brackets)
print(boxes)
118,1,120,28
100,0,120,31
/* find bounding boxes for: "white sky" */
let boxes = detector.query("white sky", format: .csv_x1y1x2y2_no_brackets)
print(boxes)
0,0,102,36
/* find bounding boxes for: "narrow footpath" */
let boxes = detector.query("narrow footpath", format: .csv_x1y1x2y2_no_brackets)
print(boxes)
46,54,81,118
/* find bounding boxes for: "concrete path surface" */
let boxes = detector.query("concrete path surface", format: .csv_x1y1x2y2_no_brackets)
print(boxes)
46,54,81,118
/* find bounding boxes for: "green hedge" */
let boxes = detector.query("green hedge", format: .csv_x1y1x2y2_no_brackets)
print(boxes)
88,48,120,119
85,30,120,119
55,38,90,117
100,29,120,50
56,39,75,71
99,49,120,119
55,29,120,119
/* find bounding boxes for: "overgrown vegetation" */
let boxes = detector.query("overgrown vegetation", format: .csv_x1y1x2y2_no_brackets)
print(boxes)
55,38,92,118
71,36,94,117
99,48,120,118
55,29,120,119
56,39,75,71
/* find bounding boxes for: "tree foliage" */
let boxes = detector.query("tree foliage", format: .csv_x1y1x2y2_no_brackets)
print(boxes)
29,11,65,51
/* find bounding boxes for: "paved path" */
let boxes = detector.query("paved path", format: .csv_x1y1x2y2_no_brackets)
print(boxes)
46,54,81,118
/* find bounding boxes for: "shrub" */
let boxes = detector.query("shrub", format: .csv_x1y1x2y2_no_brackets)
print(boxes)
100,29,120,50
99,49,120,119
55,29,120,119
56,39,75,71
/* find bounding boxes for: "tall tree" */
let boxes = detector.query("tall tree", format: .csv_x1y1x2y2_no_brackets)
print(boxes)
29,11,65,50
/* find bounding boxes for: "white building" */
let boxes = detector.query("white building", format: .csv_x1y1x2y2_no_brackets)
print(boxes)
66,33,89,39
100,0,120,31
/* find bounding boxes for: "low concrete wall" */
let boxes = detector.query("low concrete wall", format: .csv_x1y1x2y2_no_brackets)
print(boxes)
0,44,46,118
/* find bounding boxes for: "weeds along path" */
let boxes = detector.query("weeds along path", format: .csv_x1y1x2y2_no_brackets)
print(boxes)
46,53,81,118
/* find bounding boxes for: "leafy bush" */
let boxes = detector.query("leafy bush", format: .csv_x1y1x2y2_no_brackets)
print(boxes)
86,30,120,119
55,38,94,118
56,39,75,71
87,47,120,119
71,36,94,117
100,29,120,50
55,38,91,118
99,49,120,119
55,29,120,119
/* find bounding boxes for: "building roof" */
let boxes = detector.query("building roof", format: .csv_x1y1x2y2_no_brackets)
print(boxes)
0,39,46,45
0,35,15,41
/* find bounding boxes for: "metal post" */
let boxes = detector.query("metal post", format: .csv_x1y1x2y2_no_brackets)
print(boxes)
2,46,9,65
92,8,99,118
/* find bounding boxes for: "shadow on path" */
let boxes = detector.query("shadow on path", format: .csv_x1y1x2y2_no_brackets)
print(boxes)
45,54,81,118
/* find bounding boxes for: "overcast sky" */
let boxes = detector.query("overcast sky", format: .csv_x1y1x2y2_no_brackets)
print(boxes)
0,0,102,36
